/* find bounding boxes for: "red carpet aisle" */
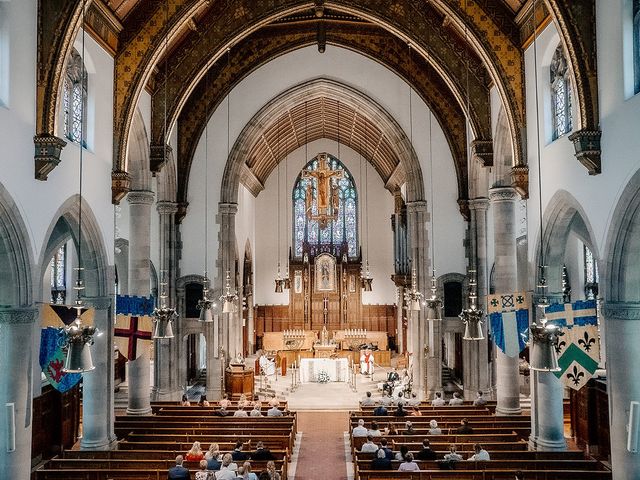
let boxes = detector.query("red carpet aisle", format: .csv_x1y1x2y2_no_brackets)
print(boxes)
294,411,350,480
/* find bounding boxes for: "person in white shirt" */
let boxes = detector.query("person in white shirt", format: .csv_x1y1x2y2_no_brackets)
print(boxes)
249,404,263,417
467,443,490,461
473,391,487,406
397,452,420,471
267,405,283,417
361,391,376,406
215,454,239,479
352,418,368,437
378,392,393,406
360,435,379,453
268,395,280,408
443,444,463,462
431,392,446,406
428,419,442,435
394,391,407,406
407,393,420,406
233,407,248,417
368,421,382,437
449,392,464,405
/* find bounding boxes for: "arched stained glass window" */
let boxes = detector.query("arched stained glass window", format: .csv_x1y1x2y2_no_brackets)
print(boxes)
583,244,599,300
293,154,358,258
50,245,67,304
62,48,87,146
550,45,572,140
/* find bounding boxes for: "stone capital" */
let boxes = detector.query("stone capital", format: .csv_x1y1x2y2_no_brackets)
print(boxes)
406,200,428,214
603,301,640,321
127,190,155,206
489,186,518,203
83,296,113,311
469,197,489,211
0,307,39,325
568,129,601,175
218,202,238,215
112,170,131,204
157,201,179,215
34,134,67,181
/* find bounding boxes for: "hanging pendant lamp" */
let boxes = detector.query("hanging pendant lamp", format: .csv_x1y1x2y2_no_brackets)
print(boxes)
220,270,239,314
197,277,214,323
152,271,176,339
460,270,484,340
404,265,423,311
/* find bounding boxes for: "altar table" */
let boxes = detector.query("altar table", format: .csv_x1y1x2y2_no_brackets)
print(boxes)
299,357,349,383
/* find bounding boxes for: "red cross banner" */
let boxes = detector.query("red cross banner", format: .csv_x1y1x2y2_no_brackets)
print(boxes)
114,315,153,360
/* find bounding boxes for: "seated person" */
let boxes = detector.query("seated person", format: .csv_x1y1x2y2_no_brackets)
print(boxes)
394,391,407,406
373,404,388,416
361,391,376,406
393,404,408,417
410,406,422,417
232,441,250,461
233,407,249,417
237,393,249,409
379,438,394,459
370,448,392,470
449,392,464,405
197,395,210,407
415,438,437,460
394,444,409,461
431,392,446,406
216,453,238,479
185,441,204,462
215,406,230,416
180,394,191,406
467,443,490,461
398,452,420,472
384,421,398,436
266,460,281,480
407,392,420,406
428,419,442,435
258,350,276,376
368,421,382,437
267,405,283,417
455,418,474,434
403,421,415,435
205,443,222,470
352,418,368,437
387,367,400,384
443,444,463,462
195,459,210,480
250,403,263,417
241,461,259,480
219,394,232,409
268,395,280,408
361,435,379,453
251,441,275,460
168,455,191,480
473,390,487,406
377,392,393,406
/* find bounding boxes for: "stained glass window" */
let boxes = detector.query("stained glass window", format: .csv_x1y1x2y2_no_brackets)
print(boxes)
583,244,599,300
50,245,66,304
550,45,572,140
62,48,87,146
292,155,358,258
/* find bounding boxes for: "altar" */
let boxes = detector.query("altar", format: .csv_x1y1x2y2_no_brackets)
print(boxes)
299,357,349,383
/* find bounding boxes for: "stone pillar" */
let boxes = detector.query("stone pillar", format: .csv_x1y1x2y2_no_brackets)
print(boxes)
463,198,491,399
489,187,521,415
126,190,154,415
603,302,640,480
153,201,181,401
529,370,566,450
406,200,436,399
0,307,38,480
81,296,117,449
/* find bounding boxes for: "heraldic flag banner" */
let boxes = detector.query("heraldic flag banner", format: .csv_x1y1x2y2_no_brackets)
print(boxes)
114,295,155,361
39,304,95,392
546,299,599,390
487,292,530,358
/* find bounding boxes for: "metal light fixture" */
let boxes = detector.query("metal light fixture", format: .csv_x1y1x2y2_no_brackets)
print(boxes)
404,266,423,311
423,270,442,321
274,115,285,293
460,270,485,340
360,129,373,291
152,271,176,339
220,270,238,314
197,277,214,322
62,1,96,373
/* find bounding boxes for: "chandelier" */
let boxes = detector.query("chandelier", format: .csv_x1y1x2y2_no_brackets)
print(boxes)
460,269,484,340
423,270,442,321
197,277,215,322
404,265,423,311
220,270,238,314
152,271,176,339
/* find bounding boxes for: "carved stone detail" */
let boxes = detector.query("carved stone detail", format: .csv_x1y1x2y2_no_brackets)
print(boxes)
0,307,39,325
150,143,172,174
111,170,131,205
471,139,494,167
127,190,155,206
457,198,470,221
34,134,67,181
157,201,179,215
568,129,601,175
83,296,113,311
175,202,190,224
603,302,640,321
489,186,518,202
511,165,529,199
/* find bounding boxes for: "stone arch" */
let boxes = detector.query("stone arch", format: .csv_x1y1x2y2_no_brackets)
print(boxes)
490,107,514,189
157,148,177,203
38,195,110,298
0,182,34,306
176,274,207,321
126,109,152,191
535,190,598,297
437,272,469,319
220,78,425,205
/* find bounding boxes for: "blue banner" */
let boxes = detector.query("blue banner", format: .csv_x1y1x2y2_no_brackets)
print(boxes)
116,295,155,316
39,327,82,393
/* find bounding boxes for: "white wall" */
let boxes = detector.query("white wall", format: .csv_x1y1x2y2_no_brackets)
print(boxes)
181,45,468,299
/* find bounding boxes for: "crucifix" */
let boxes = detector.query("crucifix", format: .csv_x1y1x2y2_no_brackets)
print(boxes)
302,153,344,229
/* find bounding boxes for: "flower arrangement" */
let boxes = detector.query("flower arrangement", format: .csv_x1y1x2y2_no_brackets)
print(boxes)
317,370,330,383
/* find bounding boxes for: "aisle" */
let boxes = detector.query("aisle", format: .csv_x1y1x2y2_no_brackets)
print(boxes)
294,411,350,480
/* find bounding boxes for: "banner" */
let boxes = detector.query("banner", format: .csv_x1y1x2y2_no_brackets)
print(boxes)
41,303,94,327
487,292,530,357
39,327,82,393
547,299,600,390
116,295,155,317
114,315,153,360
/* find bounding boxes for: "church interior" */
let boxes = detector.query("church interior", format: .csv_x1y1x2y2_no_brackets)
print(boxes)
1,0,640,479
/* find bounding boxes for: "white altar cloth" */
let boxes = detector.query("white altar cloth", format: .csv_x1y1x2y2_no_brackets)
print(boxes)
299,358,349,383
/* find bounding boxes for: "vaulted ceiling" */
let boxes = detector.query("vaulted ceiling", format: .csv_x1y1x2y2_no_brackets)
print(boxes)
36,0,601,213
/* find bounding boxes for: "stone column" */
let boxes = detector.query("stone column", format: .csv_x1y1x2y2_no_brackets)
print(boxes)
529,370,566,450
603,302,640,480
126,190,154,415
81,296,117,449
406,200,436,399
0,307,38,480
153,201,181,401
489,187,521,415
463,198,491,399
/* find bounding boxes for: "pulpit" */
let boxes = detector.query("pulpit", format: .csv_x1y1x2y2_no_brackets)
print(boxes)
225,366,254,399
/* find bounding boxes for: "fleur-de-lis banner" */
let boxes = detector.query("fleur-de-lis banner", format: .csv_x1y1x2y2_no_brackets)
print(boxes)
546,299,600,390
